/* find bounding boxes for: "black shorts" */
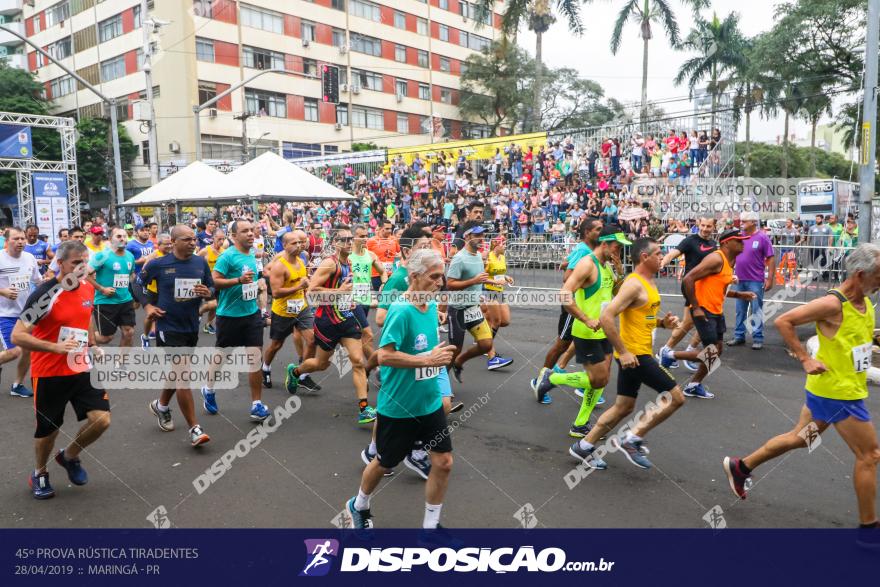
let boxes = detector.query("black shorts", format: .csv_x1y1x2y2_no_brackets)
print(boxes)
34,372,110,438
352,304,371,329
558,307,575,342
94,302,136,336
313,313,361,352
216,311,264,348
371,276,383,291
574,337,612,365
616,355,677,398
376,406,452,469
156,331,199,347
693,309,725,347
269,309,315,341
448,307,490,350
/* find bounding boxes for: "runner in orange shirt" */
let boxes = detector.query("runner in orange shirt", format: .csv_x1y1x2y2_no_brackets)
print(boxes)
367,220,400,292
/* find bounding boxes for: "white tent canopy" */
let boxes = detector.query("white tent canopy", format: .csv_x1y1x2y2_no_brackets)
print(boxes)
228,151,354,201
124,161,247,206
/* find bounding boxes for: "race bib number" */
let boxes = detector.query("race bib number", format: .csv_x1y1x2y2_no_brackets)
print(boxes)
174,278,200,299
415,352,439,381
463,306,483,323
353,283,371,302
286,298,305,315
58,326,89,350
9,274,29,291
113,274,130,289
853,342,872,373
337,295,354,312
241,282,258,301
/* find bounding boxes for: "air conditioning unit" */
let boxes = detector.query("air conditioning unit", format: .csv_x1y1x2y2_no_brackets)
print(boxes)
168,141,181,153
302,38,310,48
208,108,218,118
351,84,361,94
395,93,403,103
340,83,349,93
334,123,343,131
338,44,348,55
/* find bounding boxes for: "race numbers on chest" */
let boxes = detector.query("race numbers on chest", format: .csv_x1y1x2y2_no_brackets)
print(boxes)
241,282,258,301
113,274,130,289
174,278,200,300
852,342,872,373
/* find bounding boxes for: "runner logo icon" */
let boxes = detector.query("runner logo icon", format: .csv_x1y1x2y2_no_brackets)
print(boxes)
300,539,339,577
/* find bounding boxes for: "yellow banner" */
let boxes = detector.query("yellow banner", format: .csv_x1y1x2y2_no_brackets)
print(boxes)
387,131,549,166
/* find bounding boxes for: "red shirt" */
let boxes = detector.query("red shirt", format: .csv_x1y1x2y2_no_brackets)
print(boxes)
665,136,679,154
25,279,95,378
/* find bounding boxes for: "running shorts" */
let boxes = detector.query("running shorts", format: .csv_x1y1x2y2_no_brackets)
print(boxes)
269,308,315,341
156,331,199,348
574,337,612,365
376,406,451,469
448,306,492,350
616,354,677,398
805,390,871,424
33,372,109,438
313,314,361,352
693,308,725,347
94,301,136,337
216,311,264,348
0,315,17,349
352,304,371,329
557,307,575,342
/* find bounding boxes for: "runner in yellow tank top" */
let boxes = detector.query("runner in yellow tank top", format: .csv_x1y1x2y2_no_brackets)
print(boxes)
724,244,880,542
196,228,226,334
570,237,686,471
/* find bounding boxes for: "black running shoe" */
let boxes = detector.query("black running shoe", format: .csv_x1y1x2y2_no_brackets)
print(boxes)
299,375,322,392
262,369,272,388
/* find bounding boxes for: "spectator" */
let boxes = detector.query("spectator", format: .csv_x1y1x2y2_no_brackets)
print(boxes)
729,212,775,350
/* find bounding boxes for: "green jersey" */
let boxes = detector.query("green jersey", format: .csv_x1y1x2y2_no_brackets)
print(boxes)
349,249,374,305
378,266,408,310
571,253,613,340
90,249,135,305
377,300,442,418
214,247,260,318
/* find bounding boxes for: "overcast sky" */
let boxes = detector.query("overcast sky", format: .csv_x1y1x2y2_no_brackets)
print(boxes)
518,0,825,143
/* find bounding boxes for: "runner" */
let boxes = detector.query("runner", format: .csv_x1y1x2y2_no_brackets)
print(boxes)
673,228,753,398
0,227,43,397
135,225,214,447
262,230,319,392
87,227,136,348
346,248,457,543
569,237,684,470
139,233,172,349
196,227,225,334
483,236,515,371
366,220,399,292
534,226,631,442
203,219,271,422
446,221,511,383
350,225,387,376
723,243,880,546
125,224,154,281
13,240,110,499
24,224,53,275
285,226,377,425
658,217,717,371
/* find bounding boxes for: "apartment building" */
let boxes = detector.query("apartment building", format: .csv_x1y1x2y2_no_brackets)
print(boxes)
0,0,28,70
21,0,503,194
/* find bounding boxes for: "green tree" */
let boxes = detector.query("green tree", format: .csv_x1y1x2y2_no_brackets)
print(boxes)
75,118,138,201
460,40,535,135
540,73,626,130
351,142,380,152
734,141,855,180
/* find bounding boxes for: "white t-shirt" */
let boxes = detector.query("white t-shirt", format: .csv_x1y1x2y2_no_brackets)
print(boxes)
0,250,42,318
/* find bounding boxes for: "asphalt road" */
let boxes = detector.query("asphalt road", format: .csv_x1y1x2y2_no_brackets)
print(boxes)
1,278,878,530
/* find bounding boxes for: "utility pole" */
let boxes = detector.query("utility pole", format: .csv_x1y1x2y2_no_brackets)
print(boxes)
234,112,252,163
142,0,160,186
858,0,879,242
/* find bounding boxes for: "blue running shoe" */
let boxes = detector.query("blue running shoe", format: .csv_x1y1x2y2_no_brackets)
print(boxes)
533,367,554,404
250,402,270,422
683,383,715,399
683,360,701,372
10,383,33,397
658,347,679,369
612,436,653,469
574,388,584,398
29,471,55,500
487,355,514,370
358,406,377,425
140,334,150,349
596,394,605,406
202,323,216,335
54,449,87,485
201,386,218,414
568,442,607,470
346,497,374,537
284,364,300,395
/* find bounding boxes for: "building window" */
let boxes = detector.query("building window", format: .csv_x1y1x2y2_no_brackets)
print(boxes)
243,46,284,70
198,81,217,105
461,31,490,51
351,106,383,130
302,58,318,77
240,4,284,34
440,88,452,104
417,17,428,35
394,11,406,29
48,37,72,60
460,1,492,25
350,33,381,56
138,85,161,100
50,75,75,98
133,5,142,28
417,49,428,68
439,24,449,42
245,88,287,117
336,104,348,125
395,79,407,97
301,20,316,42
44,2,71,28
98,14,123,42
439,56,450,72
350,0,380,22
304,98,318,122
100,55,126,82
352,69,382,91
193,0,213,18
331,0,345,10
439,0,448,9
418,83,429,100
282,142,322,159
394,44,406,63
196,38,214,62
332,28,346,47
397,114,409,134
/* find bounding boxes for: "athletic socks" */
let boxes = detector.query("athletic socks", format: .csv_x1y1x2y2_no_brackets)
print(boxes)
155,402,169,413
624,431,642,444
354,488,371,511
299,373,309,381
262,362,270,372
423,502,443,529
573,387,604,427
549,371,590,388
578,439,594,451
368,441,377,454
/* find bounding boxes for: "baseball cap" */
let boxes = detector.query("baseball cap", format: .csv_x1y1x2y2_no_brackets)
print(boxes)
90,225,104,235
462,224,486,237
431,225,446,233
124,223,133,230
598,225,632,245
718,228,749,243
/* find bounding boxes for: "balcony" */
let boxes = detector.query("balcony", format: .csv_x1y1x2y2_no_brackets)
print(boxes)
0,20,24,46
0,0,23,17
1,52,26,69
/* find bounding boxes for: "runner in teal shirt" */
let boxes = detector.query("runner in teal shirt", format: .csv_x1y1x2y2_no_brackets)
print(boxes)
214,246,260,318
90,237,135,304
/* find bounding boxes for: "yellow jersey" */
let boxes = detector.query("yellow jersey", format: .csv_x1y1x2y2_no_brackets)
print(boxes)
145,251,164,294
484,251,507,292
270,255,308,318
617,273,661,357
204,245,224,272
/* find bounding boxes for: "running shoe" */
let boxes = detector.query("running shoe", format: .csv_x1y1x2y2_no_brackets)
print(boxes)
449,363,463,384
683,360,701,372
568,442,607,470
29,471,55,500
487,355,514,370
404,454,432,480
683,383,715,399
140,334,151,349
574,388,584,398
722,456,751,500
612,436,653,469
533,367,554,404
190,425,210,447
438,324,448,333
596,394,605,406
54,449,87,485
261,368,272,388
358,406,378,425
148,331,156,340
569,423,592,438
284,364,299,395
726,337,746,346
360,445,394,476
418,525,463,549
148,399,175,431
250,402,271,422
10,383,33,398
751,341,763,350
658,346,679,369
202,323,216,335
299,375,322,392
201,386,219,414
551,365,566,374
346,497,375,534
448,401,464,413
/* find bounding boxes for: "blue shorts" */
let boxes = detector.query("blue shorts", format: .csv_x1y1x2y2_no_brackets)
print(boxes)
0,316,17,350
805,390,871,424
438,366,453,398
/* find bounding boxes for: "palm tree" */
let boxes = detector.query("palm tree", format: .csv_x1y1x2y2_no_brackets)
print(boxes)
606,0,709,130
529,1,556,132
674,12,747,132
